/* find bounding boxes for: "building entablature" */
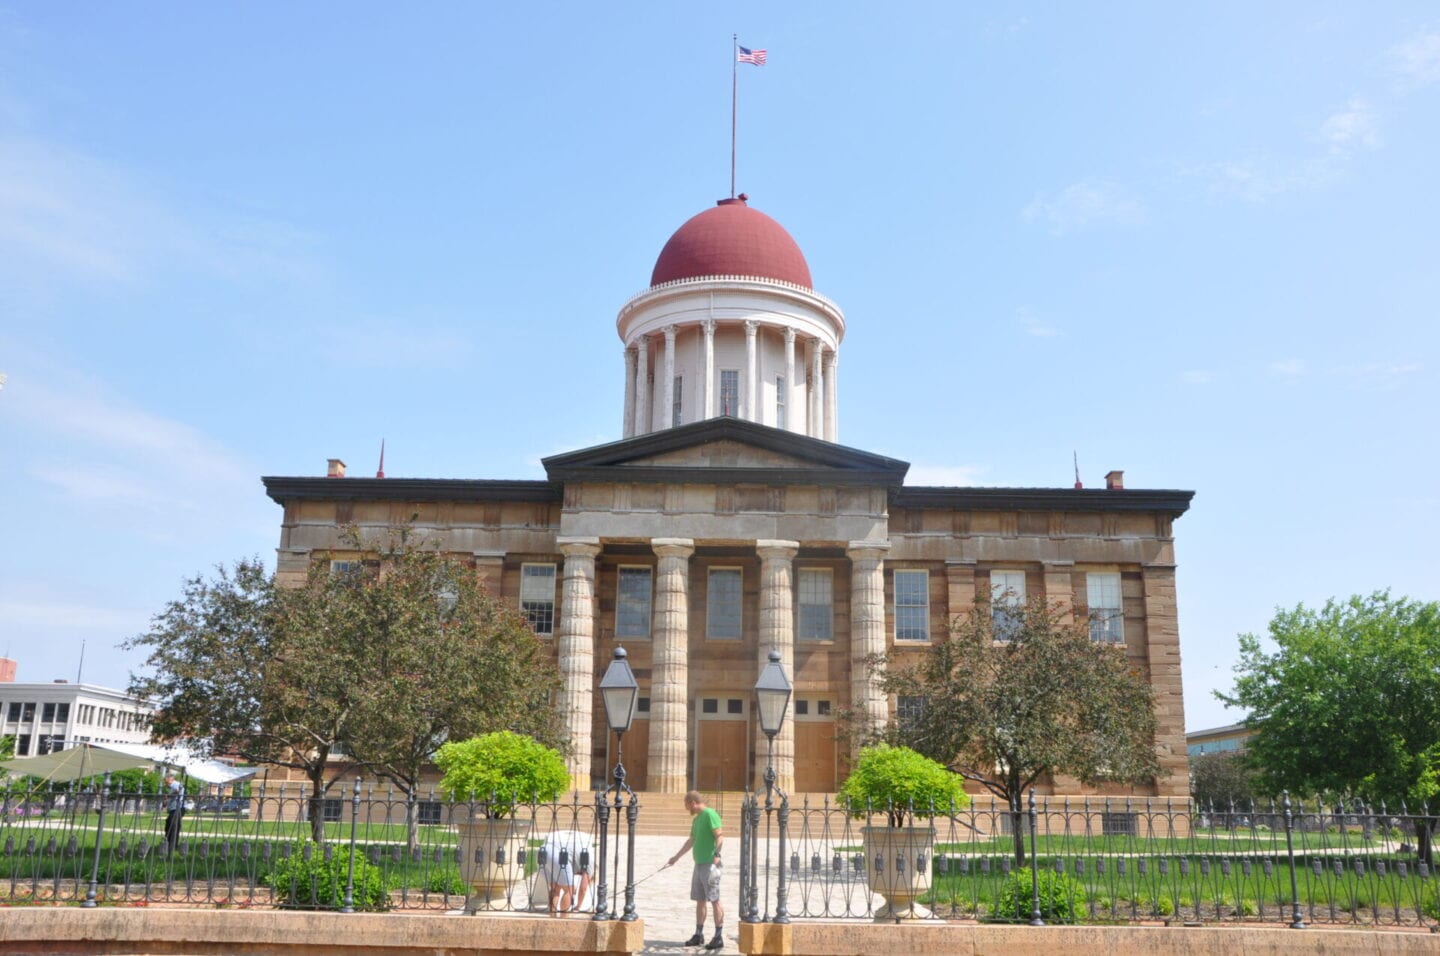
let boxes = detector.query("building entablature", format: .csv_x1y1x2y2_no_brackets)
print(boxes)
616,276,845,348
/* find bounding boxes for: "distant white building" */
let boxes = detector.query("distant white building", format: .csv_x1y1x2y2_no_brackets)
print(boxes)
0,664,154,755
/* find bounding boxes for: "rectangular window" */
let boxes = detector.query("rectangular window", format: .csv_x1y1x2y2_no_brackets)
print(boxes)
894,570,930,641
795,700,809,716
616,567,653,639
329,559,361,578
1087,572,1124,644
991,570,1026,641
520,563,557,636
776,376,786,429
320,798,344,823
796,569,833,640
706,568,742,639
417,801,443,826
16,734,30,756
21,703,35,721
702,698,718,714
6,702,19,722
673,375,683,427
1101,812,1138,836
56,703,70,723
720,370,740,416
41,703,56,722
897,695,926,731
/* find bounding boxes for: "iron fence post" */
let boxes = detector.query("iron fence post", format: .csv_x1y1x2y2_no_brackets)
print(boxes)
1282,790,1305,929
592,788,610,921
774,792,790,924
622,790,639,921
82,771,110,908
1028,788,1043,926
738,791,754,923
342,776,361,913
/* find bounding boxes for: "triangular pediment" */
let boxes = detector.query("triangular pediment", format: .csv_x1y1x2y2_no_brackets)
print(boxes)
542,417,909,486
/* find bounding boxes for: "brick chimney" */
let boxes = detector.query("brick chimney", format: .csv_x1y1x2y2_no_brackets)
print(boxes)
1105,470,1124,491
0,658,15,682
326,458,347,478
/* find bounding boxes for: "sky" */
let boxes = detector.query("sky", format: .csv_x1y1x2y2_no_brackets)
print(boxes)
1,3,1436,733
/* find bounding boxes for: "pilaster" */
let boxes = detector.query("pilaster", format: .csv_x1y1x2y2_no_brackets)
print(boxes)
944,559,977,627
1142,562,1189,797
649,537,695,793
1042,560,1075,620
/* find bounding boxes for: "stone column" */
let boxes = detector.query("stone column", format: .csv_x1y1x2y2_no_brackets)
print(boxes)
702,319,716,420
622,348,637,439
648,538,695,793
755,540,798,792
783,328,798,434
557,537,601,787
810,339,824,438
634,334,650,436
662,325,677,429
1142,561,1190,798
823,349,838,441
847,541,891,755
744,319,759,423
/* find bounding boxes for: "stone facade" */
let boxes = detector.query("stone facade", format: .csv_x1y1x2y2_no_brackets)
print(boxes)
263,419,1193,798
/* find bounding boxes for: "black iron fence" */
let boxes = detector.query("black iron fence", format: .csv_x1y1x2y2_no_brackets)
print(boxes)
739,789,1440,929
0,776,639,915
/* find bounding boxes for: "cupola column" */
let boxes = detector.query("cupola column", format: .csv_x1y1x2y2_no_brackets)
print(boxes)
662,325,677,429
649,538,695,792
847,541,891,754
702,319,716,420
622,348,637,438
634,334,650,436
556,537,601,787
744,320,759,424
783,329,798,434
809,338,824,438
755,540,798,792
824,349,838,442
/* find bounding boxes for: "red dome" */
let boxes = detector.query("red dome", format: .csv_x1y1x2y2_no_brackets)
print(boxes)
650,197,812,289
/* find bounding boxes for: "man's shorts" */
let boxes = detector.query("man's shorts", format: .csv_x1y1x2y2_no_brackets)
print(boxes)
690,862,722,902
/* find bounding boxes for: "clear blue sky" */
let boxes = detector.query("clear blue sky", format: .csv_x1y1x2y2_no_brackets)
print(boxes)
2,3,1436,732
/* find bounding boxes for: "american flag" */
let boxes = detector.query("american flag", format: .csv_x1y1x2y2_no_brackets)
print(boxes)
737,45,767,66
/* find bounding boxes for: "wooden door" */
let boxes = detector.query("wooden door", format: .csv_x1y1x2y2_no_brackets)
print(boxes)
795,721,837,793
616,718,649,791
696,721,748,791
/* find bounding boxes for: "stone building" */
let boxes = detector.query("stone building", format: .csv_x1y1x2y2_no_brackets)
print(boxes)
262,197,1193,798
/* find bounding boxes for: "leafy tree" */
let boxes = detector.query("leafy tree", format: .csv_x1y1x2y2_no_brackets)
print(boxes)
1218,592,1440,863
127,558,363,842
1189,750,1262,810
333,530,564,847
127,528,565,846
867,596,1164,865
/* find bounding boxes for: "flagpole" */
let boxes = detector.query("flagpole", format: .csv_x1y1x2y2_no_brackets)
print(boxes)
731,34,738,198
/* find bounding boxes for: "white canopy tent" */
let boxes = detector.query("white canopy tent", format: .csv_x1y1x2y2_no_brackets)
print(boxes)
0,741,256,786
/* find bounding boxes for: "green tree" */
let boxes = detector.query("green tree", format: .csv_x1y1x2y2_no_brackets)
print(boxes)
868,596,1164,865
335,530,564,848
1218,592,1440,863
1189,750,1262,810
127,558,363,842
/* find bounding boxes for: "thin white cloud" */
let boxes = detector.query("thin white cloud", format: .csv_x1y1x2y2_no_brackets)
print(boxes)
1184,153,1340,203
1269,358,1306,380
27,464,157,505
0,137,322,288
1320,97,1380,154
1015,306,1063,339
1334,360,1423,390
906,464,985,486
1180,370,1214,385
1022,181,1146,235
1388,27,1440,88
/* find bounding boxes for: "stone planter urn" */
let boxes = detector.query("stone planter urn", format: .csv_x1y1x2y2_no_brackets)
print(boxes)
862,825,936,921
457,816,534,912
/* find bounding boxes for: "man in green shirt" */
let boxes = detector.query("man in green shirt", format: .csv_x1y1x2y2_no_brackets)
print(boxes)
666,790,724,950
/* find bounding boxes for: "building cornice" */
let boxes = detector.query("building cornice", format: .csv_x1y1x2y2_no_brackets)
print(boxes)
261,477,561,505
892,486,1195,516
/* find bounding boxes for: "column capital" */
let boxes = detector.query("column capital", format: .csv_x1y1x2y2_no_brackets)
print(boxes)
846,540,891,561
755,539,799,561
702,319,716,336
744,319,759,336
662,324,677,342
784,326,796,344
652,537,695,559
557,537,602,559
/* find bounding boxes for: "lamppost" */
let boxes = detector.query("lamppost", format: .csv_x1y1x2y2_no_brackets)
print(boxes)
754,649,792,923
595,647,639,921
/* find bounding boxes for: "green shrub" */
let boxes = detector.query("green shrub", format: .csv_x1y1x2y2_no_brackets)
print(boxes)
425,867,468,896
434,731,569,818
989,867,1085,924
263,845,390,911
839,744,967,827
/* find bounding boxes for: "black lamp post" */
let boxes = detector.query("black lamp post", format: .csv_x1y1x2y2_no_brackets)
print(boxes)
754,649,793,924
595,647,639,921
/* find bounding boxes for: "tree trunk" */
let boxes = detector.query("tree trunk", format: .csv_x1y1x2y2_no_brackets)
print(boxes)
308,771,327,845
1009,792,1027,868
405,795,419,854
